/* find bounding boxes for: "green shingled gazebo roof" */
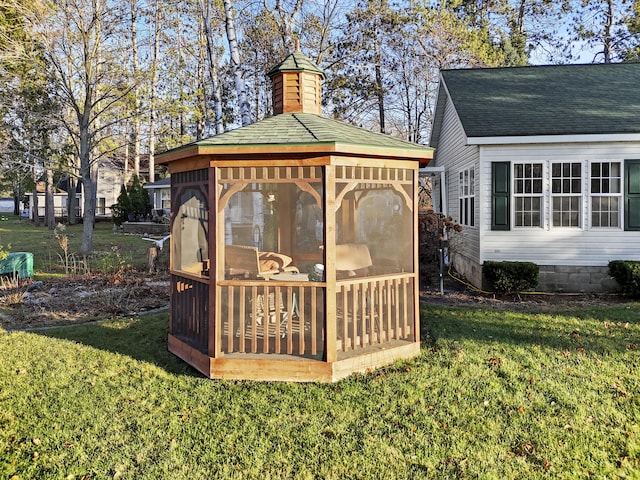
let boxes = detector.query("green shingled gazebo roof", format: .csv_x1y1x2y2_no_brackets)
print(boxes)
438,62,640,139
158,112,432,160
267,51,326,79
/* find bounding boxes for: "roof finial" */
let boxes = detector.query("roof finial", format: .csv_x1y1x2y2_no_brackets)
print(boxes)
295,38,300,52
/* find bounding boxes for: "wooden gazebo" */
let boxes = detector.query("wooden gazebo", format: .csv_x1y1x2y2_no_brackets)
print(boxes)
157,46,434,382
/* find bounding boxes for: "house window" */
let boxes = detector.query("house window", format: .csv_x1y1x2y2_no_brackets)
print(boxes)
161,189,171,210
551,162,581,227
459,168,474,226
514,163,543,227
491,160,636,232
591,162,621,228
97,197,106,216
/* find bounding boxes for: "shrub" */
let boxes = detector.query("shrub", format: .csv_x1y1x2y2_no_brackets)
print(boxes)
112,184,131,225
129,176,152,220
483,261,539,294
608,260,640,297
112,176,152,225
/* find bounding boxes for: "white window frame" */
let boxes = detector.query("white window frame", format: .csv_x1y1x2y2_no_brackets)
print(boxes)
551,161,582,228
458,167,475,227
513,162,543,228
161,189,171,210
589,160,622,229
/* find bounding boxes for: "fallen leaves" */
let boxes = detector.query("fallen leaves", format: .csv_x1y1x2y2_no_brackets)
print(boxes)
487,357,503,367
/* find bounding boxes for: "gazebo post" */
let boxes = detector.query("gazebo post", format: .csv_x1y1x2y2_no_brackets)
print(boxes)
209,166,220,363
324,164,337,363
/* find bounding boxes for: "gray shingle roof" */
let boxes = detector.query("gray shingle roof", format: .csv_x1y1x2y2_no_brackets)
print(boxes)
438,62,640,139
160,113,432,156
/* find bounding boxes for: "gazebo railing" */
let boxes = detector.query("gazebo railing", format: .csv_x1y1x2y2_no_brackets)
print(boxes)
336,274,415,355
170,275,209,353
218,273,415,359
220,281,325,358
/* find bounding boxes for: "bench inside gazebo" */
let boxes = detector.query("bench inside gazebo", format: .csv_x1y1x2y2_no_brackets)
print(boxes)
157,45,433,382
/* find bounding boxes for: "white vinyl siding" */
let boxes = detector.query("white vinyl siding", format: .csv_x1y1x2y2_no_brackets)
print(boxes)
479,142,640,267
433,95,480,263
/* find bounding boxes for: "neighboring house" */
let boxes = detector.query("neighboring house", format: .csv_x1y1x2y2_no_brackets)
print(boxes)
143,176,171,211
26,154,163,221
429,62,640,293
25,182,80,221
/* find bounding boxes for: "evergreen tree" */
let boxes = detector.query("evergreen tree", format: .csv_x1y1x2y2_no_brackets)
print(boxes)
128,176,152,220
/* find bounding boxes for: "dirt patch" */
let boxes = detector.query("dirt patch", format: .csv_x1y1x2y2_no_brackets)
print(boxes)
0,271,170,331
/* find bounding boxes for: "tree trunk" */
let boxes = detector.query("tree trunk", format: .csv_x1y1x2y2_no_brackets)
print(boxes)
13,190,20,217
79,125,98,255
67,175,78,224
45,162,55,229
374,26,385,134
130,0,141,177
32,162,40,227
603,0,614,63
275,0,304,52
201,0,224,134
223,0,252,126
148,0,160,184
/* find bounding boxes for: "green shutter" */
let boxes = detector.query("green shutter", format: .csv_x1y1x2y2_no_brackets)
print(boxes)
492,162,510,231
625,159,640,231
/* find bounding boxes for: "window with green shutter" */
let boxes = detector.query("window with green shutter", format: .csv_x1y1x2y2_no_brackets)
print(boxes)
492,162,510,230
624,159,640,231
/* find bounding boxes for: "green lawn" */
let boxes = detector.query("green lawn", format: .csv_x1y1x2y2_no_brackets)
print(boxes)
1,302,638,479
0,216,155,275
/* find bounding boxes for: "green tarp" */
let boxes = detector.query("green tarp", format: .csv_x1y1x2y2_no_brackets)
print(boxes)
0,252,34,279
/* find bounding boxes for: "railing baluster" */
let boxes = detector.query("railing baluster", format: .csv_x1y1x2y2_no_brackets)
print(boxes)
360,283,367,347
239,286,246,353
251,286,258,353
286,287,293,355
262,285,270,354
225,287,233,353
274,286,282,354
341,285,348,351
311,286,317,356
298,287,305,355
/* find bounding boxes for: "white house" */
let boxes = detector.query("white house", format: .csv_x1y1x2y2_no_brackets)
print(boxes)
429,62,640,293
26,155,161,221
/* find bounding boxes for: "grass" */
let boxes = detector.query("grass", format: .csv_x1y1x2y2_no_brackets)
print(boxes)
0,216,154,275
1,302,638,479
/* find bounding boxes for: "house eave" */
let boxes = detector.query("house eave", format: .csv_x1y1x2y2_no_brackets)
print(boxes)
467,133,640,145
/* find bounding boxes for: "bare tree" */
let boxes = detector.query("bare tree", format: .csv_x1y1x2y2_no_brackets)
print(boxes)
129,0,142,178
571,0,635,62
223,0,252,126
30,0,132,255
200,0,225,134
148,0,160,183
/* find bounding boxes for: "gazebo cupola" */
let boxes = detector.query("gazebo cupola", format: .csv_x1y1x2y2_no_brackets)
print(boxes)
268,40,325,115
157,45,434,382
